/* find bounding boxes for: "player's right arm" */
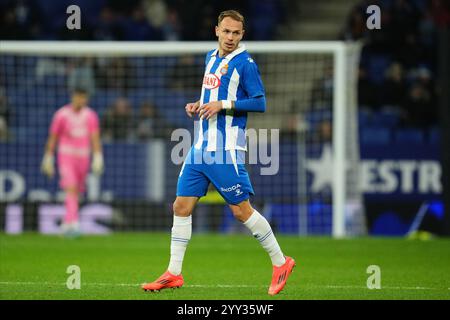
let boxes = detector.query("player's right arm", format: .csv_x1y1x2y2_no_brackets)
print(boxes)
185,51,213,119
185,100,201,118
41,110,62,178
41,133,57,178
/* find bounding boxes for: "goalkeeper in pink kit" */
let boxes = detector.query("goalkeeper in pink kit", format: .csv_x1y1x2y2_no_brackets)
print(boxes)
41,88,103,236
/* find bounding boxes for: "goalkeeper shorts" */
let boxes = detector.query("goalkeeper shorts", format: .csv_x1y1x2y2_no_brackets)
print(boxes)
57,154,90,192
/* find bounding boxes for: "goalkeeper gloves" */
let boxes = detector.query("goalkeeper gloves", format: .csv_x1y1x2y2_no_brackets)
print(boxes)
91,152,104,175
41,153,55,178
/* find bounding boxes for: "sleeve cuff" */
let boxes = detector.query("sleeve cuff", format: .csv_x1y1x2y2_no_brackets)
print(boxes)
222,100,233,110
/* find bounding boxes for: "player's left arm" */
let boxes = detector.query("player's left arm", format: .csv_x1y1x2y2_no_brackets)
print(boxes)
232,58,266,112
89,112,104,175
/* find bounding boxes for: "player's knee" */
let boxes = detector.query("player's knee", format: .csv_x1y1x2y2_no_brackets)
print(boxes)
172,199,191,217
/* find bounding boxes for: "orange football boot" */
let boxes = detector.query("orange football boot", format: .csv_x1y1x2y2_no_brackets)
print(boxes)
142,270,184,292
268,256,296,296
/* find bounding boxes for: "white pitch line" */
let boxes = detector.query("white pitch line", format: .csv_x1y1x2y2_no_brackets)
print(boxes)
0,281,136,287
0,282,264,288
0,281,449,291
324,285,447,291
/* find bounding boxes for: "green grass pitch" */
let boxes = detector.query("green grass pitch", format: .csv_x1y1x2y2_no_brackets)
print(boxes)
1,233,449,300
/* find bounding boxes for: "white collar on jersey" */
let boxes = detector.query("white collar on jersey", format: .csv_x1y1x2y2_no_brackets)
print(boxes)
211,44,246,61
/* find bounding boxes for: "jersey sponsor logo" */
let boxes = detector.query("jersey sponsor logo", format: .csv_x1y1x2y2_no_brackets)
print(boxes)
203,73,221,89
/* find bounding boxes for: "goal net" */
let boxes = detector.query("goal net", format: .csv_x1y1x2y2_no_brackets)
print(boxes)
0,41,365,237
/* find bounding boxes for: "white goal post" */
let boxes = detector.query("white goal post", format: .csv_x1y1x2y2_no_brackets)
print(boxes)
0,41,364,237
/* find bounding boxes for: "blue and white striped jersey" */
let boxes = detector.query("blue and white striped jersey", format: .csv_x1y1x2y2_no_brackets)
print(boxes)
194,44,265,152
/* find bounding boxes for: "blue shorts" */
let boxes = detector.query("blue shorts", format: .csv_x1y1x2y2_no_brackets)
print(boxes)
176,147,254,205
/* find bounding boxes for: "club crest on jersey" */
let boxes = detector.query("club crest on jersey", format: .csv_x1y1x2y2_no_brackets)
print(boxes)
203,73,221,90
220,64,228,75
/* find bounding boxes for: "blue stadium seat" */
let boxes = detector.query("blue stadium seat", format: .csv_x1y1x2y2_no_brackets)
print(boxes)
360,127,391,145
394,129,424,144
305,110,332,133
428,127,440,145
372,111,400,128
358,109,372,127
366,54,392,85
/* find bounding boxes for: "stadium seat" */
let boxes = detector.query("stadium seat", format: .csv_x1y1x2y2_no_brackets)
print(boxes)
305,109,332,123
360,127,391,145
358,109,372,127
428,127,440,145
394,129,424,144
366,54,392,85
372,111,400,128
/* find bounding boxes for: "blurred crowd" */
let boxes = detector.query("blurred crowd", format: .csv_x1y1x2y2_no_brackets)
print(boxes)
341,0,450,128
0,88,173,143
101,97,173,142
2,0,450,144
0,0,286,41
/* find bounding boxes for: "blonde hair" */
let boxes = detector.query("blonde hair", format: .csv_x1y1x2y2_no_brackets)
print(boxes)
218,10,245,28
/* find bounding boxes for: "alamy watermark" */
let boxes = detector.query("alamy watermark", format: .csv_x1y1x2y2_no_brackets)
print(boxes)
366,265,381,289
366,5,381,30
66,5,81,30
66,265,81,290
171,122,280,176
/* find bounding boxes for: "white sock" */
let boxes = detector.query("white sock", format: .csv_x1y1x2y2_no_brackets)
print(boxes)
168,215,192,275
243,210,286,267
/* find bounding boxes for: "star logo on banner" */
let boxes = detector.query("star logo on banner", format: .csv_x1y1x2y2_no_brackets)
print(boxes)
305,144,340,193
